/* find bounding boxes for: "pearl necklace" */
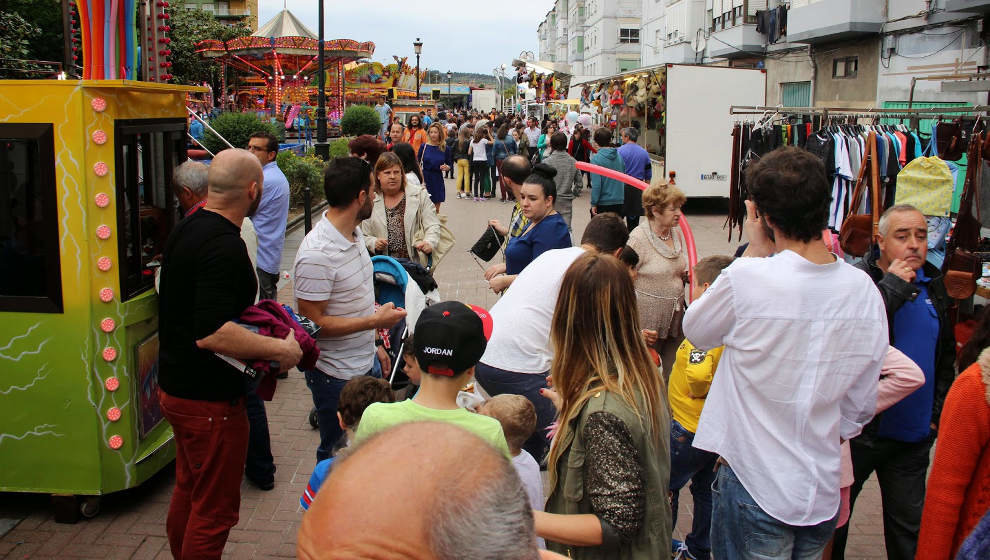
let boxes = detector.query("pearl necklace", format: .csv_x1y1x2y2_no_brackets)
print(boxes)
657,229,672,241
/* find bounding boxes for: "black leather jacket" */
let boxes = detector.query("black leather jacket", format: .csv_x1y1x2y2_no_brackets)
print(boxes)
854,252,956,431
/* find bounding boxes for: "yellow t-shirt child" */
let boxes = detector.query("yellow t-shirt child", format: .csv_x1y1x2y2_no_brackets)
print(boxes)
667,339,723,434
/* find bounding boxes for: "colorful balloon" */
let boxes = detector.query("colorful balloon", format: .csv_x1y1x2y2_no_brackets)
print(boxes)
575,161,699,296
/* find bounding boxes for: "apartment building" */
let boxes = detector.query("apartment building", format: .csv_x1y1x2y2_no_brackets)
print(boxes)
641,0,708,66
179,0,258,31
537,0,643,77
539,0,990,109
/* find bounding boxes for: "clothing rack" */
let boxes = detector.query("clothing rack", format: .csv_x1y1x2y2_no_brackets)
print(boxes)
730,104,990,122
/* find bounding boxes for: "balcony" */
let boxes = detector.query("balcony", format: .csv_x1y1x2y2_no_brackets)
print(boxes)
708,24,764,59
215,8,251,18
946,0,990,12
787,0,883,44
707,1,763,59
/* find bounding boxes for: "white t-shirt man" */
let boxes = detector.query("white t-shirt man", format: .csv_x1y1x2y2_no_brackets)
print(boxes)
480,247,585,374
293,212,376,378
524,125,541,148
683,250,887,526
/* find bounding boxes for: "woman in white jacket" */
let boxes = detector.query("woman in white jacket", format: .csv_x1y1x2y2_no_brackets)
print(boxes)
361,152,440,263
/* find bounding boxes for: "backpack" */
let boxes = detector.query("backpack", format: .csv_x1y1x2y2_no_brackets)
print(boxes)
893,156,954,217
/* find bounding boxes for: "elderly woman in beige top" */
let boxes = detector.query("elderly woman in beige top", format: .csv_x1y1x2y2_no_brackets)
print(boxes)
361,152,441,262
626,181,688,381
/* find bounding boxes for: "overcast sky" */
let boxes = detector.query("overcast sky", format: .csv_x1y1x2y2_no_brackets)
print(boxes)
258,1,546,76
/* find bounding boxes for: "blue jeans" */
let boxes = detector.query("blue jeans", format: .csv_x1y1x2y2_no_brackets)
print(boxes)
669,419,717,560
475,362,553,462
305,362,382,462
711,465,838,560
244,390,275,484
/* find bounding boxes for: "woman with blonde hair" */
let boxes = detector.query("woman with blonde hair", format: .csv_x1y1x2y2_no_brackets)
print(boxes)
361,152,441,261
535,252,671,559
418,122,451,213
625,180,688,381
452,126,472,199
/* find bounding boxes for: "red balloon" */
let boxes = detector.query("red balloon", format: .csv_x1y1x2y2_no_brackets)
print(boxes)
574,161,699,296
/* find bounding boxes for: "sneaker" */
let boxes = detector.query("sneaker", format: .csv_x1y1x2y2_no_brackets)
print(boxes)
672,541,697,560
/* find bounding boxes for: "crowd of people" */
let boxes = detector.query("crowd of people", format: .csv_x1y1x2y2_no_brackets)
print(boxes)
154,101,990,560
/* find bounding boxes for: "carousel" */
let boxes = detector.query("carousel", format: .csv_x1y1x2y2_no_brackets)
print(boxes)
197,9,423,124
196,9,374,119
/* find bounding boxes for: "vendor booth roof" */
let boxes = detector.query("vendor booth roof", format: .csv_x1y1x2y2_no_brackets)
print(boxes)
571,63,669,87
253,9,317,40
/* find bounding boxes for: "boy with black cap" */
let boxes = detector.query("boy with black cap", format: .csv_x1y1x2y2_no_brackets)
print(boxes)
353,301,511,457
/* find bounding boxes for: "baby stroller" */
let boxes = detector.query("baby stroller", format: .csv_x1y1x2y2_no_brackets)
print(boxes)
308,255,440,428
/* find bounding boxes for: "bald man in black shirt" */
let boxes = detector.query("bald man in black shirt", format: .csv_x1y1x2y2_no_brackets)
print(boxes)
158,148,302,559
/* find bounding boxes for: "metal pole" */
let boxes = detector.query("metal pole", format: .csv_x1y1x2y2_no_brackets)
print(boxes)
415,54,421,98
303,186,313,233
315,0,329,160
186,107,235,149
61,0,73,76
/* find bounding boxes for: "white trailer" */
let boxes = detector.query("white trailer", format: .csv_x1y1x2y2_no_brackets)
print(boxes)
470,89,498,112
661,64,766,197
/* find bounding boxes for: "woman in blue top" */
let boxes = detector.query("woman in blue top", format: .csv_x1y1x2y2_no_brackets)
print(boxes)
488,163,572,294
417,123,451,213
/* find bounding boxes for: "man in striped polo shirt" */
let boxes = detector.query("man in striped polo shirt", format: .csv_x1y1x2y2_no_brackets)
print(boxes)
294,157,407,461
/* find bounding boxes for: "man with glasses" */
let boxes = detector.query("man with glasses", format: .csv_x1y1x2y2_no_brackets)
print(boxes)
246,132,290,301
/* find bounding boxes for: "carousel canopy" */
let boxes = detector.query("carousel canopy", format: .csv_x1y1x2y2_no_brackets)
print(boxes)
253,9,317,40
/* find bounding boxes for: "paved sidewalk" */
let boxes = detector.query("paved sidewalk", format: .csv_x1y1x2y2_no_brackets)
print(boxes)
0,178,890,559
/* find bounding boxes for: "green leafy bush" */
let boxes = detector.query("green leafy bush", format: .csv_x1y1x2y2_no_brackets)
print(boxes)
329,137,354,159
339,105,381,137
201,112,284,155
276,150,326,207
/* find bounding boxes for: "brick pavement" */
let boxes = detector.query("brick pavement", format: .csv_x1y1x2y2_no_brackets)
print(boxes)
0,177,890,558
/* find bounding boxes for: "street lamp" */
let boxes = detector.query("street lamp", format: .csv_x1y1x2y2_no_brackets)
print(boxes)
315,0,328,164
447,70,452,95
413,38,423,99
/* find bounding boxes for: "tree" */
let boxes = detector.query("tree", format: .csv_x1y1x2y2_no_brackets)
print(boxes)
0,0,62,67
167,6,248,86
200,111,283,156
0,10,42,78
340,105,380,137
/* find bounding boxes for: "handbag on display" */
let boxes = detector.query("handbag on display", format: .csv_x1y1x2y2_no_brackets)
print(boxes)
839,132,881,257
944,131,984,300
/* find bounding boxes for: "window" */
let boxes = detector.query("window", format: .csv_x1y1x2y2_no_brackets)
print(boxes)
0,124,62,313
618,58,640,72
832,56,858,79
114,119,185,300
620,28,640,44
781,81,812,107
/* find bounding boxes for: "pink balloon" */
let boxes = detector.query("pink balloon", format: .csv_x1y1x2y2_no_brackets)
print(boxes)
575,161,699,298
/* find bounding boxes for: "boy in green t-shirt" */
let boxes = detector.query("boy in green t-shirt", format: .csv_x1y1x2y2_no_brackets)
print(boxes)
354,301,511,457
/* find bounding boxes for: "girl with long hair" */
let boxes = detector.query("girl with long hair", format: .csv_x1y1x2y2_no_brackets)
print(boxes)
452,126,473,199
535,253,671,559
392,142,424,187
468,125,492,202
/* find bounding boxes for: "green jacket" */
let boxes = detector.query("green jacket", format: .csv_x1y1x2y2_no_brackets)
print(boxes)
545,391,672,560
